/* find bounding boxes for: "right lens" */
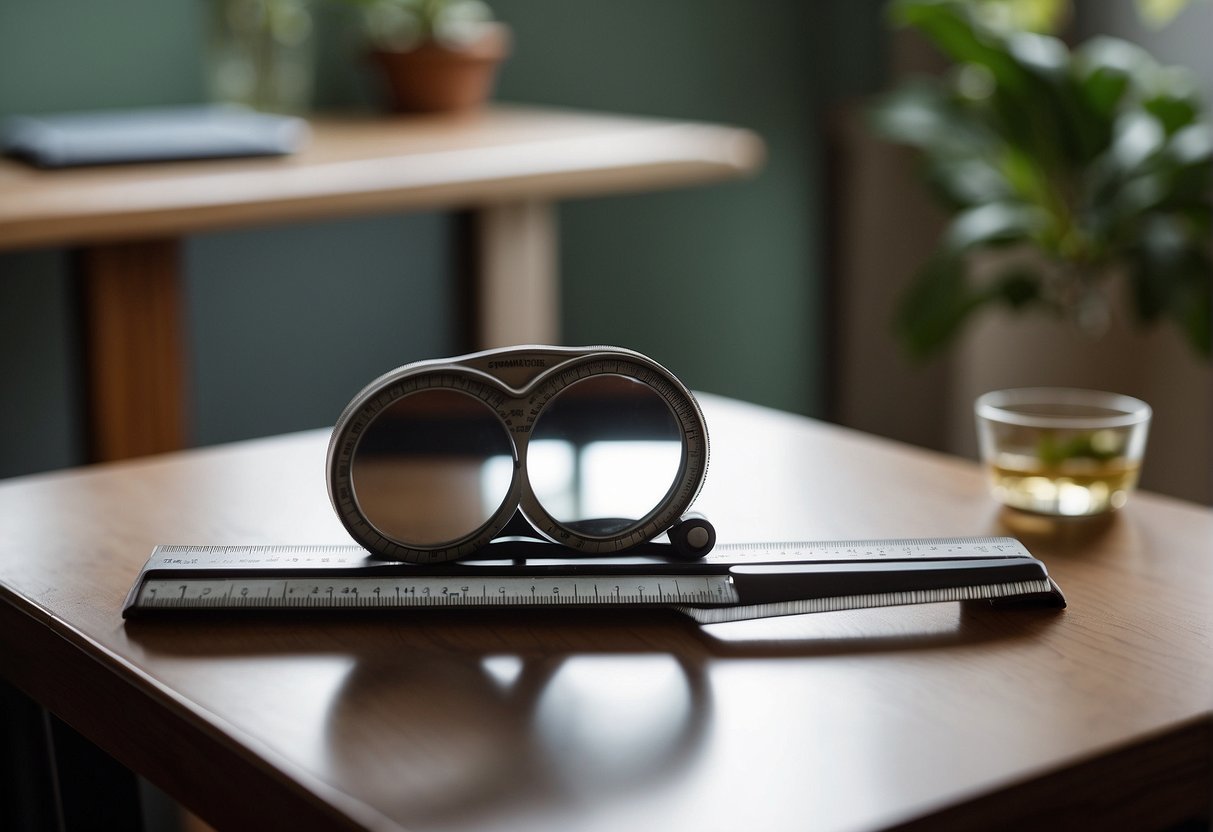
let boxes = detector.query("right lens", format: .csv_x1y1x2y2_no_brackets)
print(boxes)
351,387,515,547
529,374,683,536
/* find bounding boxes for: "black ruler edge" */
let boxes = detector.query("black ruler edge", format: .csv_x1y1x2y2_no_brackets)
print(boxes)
727,558,1053,605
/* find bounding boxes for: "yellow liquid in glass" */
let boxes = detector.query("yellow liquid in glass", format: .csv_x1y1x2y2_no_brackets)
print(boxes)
989,453,1141,516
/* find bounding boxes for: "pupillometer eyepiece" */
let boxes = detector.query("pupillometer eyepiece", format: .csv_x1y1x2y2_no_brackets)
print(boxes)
327,345,712,564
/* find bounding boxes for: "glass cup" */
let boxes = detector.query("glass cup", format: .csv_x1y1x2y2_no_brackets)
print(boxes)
207,0,315,114
975,388,1151,517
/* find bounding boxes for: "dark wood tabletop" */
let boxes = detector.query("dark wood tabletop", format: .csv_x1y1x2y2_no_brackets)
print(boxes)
1,393,1210,831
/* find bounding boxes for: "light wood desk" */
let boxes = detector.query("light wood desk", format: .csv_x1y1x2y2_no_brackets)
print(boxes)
1,394,1211,831
0,107,763,461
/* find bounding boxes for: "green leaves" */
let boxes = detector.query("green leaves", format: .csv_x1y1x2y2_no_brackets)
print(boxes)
895,255,976,359
1129,217,1212,355
1135,0,1207,28
1074,38,1143,121
896,255,1044,359
354,0,494,50
873,0,1212,360
944,202,1047,250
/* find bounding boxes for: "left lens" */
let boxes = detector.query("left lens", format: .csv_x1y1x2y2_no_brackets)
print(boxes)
350,388,514,547
529,374,683,536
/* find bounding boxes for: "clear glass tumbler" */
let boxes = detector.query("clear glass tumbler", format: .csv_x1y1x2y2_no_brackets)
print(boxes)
975,388,1151,516
207,0,315,114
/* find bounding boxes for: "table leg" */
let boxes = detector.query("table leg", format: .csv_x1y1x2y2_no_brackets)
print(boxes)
75,239,189,462
0,681,146,831
0,680,58,831
473,201,560,349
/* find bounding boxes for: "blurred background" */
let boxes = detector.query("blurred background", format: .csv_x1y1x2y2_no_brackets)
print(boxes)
0,0,1209,504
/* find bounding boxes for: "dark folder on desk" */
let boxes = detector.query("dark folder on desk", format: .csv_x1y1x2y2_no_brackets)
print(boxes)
1,104,309,168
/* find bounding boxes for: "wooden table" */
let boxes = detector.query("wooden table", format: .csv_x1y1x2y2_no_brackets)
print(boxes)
1,394,1211,831
0,107,763,461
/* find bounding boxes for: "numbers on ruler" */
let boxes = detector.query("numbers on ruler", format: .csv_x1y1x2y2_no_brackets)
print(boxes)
133,538,1028,613
138,575,735,609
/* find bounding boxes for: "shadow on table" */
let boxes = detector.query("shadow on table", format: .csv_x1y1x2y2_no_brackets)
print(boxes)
994,506,1121,554
123,594,1064,661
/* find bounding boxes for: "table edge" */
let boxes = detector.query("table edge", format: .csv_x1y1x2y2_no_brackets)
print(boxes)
0,581,400,831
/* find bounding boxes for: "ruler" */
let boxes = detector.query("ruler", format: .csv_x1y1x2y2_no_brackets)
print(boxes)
122,537,1065,623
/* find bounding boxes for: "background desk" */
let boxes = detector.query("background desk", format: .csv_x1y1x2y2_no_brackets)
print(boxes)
0,107,763,461
1,395,1211,830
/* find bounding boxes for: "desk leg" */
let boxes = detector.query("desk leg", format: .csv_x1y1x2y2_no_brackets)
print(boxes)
1,680,146,831
75,239,189,462
473,201,560,349
0,680,58,831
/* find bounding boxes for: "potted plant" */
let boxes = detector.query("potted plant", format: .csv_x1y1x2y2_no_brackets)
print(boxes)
347,0,509,113
870,0,1212,361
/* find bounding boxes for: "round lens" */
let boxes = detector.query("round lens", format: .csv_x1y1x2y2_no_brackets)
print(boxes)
529,374,683,536
350,388,515,547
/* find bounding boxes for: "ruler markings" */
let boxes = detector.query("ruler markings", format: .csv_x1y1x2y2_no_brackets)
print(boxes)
125,538,1057,619
146,537,1029,571
135,574,738,610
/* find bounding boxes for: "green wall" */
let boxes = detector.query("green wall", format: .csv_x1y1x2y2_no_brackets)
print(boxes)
490,0,823,415
0,1,884,478
0,0,455,476
0,0,210,475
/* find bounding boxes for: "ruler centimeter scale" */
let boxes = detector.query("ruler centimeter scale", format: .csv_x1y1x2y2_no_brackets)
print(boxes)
123,537,1066,624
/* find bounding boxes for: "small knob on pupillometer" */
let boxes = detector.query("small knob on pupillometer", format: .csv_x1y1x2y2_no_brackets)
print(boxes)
666,512,716,560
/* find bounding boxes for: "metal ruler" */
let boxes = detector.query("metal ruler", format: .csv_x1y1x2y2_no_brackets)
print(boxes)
122,537,1065,623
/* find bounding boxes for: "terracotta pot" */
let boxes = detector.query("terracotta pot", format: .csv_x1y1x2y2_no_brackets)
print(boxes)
372,23,510,114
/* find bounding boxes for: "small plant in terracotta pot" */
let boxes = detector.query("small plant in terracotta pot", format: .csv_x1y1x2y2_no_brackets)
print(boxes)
350,0,509,113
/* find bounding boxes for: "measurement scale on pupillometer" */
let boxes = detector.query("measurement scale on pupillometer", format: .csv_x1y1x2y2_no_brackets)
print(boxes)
123,537,1065,625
